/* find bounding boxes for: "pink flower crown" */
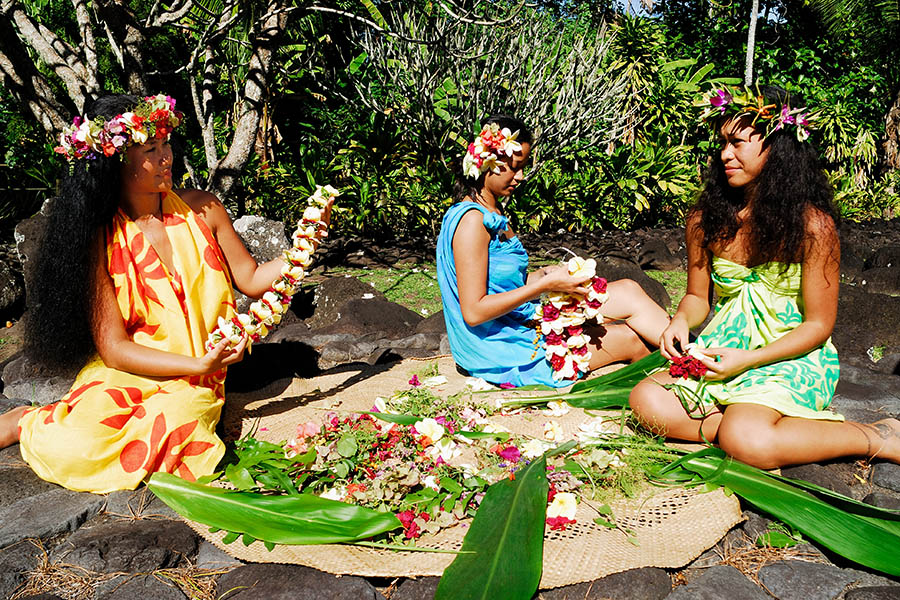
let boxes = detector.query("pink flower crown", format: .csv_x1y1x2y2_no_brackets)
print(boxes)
54,94,184,161
696,84,816,143
462,123,523,179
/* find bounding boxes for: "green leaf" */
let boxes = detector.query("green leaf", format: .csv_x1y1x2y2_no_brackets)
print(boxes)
362,411,419,425
436,442,575,600
756,531,801,548
661,448,900,575
222,531,239,544
347,52,368,74
337,435,358,457
570,351,667,393
149,473,401,545
359,0,386,27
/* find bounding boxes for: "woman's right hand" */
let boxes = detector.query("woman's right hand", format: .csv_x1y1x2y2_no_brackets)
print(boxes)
538,265,590,295
659,315,690,359
197,335,248,374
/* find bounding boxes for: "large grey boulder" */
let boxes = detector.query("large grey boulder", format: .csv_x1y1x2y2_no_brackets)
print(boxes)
304,276,388,330
1,354,78,406
51,519,198,573
833,285,900,363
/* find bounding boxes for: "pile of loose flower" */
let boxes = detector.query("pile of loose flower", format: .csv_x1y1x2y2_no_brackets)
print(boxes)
207,184,338,351
217,376,670,543
535,257,610,381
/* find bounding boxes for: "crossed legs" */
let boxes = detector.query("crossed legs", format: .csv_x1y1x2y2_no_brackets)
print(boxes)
630,374,900,469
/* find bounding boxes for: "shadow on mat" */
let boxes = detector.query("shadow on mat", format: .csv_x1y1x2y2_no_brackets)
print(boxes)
223,342,403,426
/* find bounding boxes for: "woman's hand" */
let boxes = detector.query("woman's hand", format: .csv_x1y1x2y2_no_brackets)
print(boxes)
695,347,757,381
537,266,590,295
196,335,248,374
659,315,690,359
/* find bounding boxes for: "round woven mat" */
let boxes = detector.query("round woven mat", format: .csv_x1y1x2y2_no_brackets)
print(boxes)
195,356,742,588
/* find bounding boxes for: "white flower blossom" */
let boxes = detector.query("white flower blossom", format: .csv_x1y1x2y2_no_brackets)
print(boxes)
414,417,444,443
320,486,346,501
522,438,552,459
543,420,564,441
546,492,577,519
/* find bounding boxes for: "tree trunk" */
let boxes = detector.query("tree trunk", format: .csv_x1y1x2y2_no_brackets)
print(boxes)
0,16,70,133
94,0,147,95
207,0,287,207
744,0,759,85
882,84,900,174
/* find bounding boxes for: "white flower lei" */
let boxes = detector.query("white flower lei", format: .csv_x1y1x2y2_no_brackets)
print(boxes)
206,184,339,351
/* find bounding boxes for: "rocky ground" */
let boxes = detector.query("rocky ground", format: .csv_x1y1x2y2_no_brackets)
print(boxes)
1,210,900,599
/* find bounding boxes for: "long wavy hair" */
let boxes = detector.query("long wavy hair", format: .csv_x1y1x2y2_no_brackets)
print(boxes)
24,95,141,370
691,85,839,267
452,114,533,204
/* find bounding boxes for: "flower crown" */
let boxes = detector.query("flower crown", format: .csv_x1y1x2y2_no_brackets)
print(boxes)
696,84,815,142
54,94,184,161
462,123,523,179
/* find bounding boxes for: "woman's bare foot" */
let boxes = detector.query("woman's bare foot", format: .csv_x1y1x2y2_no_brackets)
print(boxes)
867,418,900,463
0,406,27,449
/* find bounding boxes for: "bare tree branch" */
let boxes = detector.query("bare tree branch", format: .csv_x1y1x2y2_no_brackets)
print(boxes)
71,0,101,95
208,0,289,202
0,16,69,132
3,0,91,110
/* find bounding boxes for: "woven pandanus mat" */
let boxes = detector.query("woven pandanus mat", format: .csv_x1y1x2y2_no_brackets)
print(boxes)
193,356,742,588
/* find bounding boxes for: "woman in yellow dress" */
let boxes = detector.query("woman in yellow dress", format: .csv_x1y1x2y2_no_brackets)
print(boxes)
0,94,330,493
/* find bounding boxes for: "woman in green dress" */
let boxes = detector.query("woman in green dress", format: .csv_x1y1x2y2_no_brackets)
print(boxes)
629,84,900,469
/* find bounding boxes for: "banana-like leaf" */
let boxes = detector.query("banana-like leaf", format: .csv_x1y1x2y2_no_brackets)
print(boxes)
435,441,576,600
149,473,401,545
661,448,900,575
570,351,668,393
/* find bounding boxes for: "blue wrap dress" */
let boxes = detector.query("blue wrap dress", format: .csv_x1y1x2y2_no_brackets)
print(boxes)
436,202,568,387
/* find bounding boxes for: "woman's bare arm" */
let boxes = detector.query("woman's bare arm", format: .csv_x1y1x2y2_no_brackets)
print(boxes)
91,235,245,376
453,209,588,326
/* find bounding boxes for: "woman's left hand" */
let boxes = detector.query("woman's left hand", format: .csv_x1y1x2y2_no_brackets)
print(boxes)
695,347,758,381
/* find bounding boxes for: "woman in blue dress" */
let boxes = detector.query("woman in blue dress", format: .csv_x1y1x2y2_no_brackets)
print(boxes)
436,115,670,388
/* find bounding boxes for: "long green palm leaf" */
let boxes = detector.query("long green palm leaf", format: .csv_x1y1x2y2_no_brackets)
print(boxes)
435,441,576,600
570,351,668,392
660,448,900,575
149,473,401,545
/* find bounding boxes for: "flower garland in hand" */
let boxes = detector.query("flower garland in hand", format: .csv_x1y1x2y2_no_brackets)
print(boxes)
206,185,339,350
534,257,609,381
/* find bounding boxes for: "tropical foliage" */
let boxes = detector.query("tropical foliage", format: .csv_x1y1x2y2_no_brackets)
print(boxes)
1,0,898,238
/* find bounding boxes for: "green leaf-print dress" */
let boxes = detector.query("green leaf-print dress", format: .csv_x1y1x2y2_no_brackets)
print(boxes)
669,256,842,421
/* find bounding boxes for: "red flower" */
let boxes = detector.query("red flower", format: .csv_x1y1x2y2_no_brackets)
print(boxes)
668,355,708,379
591,277,608,293
546,516,576,531
542,304,560,321
550,354,566,371
566,326,583,337
409,374,421,387
545,332,563,346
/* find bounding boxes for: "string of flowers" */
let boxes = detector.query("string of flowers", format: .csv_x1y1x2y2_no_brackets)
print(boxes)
534,257,609,381
206,185,339,350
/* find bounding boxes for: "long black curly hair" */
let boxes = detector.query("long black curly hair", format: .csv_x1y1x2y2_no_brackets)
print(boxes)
691,85,839,267
24,95,142,370
452,114,533,204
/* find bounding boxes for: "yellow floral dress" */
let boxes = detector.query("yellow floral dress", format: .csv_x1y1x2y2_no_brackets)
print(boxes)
668,256,842,421
17,191,236,493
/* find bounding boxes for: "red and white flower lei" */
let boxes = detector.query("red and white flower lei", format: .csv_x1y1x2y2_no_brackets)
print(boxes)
206,184,339,351
534,257,609,381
